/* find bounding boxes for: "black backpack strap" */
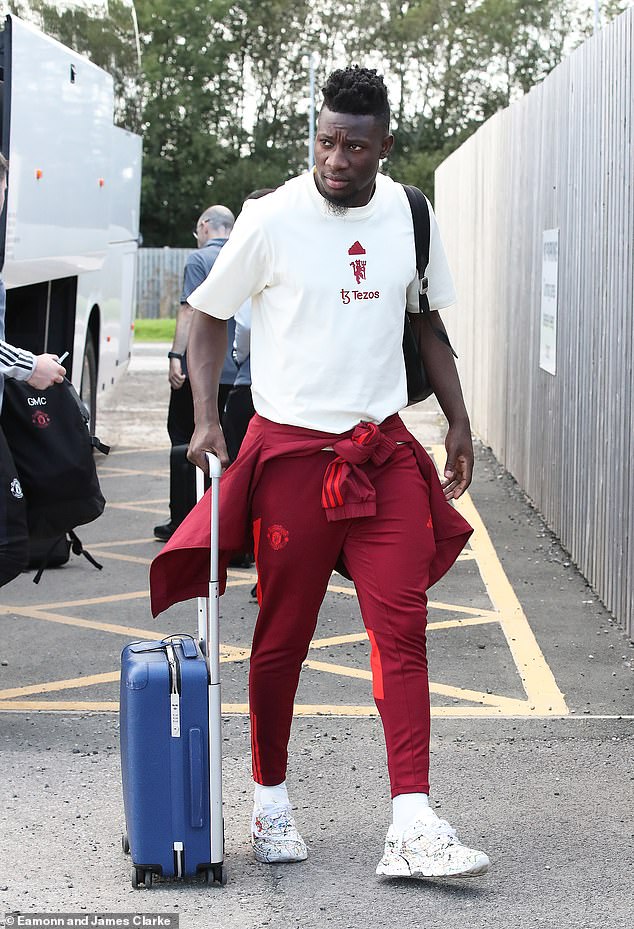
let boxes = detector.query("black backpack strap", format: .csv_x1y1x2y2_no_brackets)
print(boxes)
402,184,431,313
32,537,65,585
68,530,103,571
402,183,458,358
91,435,110,455
32,531,103,584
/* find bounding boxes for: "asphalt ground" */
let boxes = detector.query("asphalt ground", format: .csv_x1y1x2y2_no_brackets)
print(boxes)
1,342,633,929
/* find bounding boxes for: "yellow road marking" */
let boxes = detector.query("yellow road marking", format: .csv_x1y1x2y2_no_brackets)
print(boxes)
310,632,368,649
0,671,120,700
221,646,251,662
429,601,498,617
214,704,370,716
432,444,568,716
328,583,498,619
0,645,251,701
0,590,149,611
305,616,498,647
427,615,499,630
91,551,153,566
89,538,155,549
0,607,159,639
107,503,167,515
0,700,583,718
326,584,358,595
99,468,167,479
303,658,530,712
107,497,169,506
0,699,365,716
106,446,170,456
303,659,370,681
429,682,534,712
0,701,120,711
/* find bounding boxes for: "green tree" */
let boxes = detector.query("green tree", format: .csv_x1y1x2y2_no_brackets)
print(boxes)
136,0,319,243
3,0,618,237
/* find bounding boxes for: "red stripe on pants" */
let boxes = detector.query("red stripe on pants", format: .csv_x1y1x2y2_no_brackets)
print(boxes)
248,445,435,796
367,629,385,700
252,517,262,606
251,710,263,784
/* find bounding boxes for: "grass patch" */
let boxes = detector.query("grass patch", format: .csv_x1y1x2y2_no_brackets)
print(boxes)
134,318,176,341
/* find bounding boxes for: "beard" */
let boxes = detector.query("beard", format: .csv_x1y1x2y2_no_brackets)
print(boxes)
325,199,350,217
314,172,358,216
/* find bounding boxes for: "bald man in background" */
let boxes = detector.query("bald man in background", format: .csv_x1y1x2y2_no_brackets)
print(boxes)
154,205,236,542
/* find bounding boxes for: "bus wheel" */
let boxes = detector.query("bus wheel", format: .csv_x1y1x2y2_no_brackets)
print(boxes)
80,334,97,433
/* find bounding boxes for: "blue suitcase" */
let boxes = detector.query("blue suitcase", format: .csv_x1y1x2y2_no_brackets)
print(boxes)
120,453,225,888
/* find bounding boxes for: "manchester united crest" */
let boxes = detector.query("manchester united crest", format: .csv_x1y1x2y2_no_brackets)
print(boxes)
267,524,290,551
348,241,367,285
32,410,51,428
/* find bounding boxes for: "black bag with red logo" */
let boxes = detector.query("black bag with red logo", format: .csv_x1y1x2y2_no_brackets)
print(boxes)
0,377,109,581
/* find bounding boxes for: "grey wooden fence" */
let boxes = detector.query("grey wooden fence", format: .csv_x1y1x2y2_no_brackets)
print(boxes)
434,9,634,636
136,248,193,318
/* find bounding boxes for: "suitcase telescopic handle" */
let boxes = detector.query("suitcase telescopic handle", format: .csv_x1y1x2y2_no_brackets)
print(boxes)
195,453,221,671
207,451,223,480
206,452,221,591
195,451,225,867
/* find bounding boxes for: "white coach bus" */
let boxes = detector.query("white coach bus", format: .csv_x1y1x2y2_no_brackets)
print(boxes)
0,12,142,426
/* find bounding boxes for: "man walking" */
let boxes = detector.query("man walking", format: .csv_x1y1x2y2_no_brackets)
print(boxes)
153,205,235,541
154,67,489,880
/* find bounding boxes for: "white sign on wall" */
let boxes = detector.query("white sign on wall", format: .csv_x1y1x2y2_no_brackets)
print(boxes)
540,228,559,375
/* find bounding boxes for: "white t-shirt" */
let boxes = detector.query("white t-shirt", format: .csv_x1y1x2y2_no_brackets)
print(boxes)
188,171,456,433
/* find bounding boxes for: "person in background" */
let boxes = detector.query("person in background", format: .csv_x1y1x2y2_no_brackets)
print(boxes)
153,205,235,543
222,297,254,463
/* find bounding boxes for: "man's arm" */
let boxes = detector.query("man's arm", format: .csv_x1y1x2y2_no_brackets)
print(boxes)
168,303,193,389
411,310,473,500
186,308,230,472
1,341,65,388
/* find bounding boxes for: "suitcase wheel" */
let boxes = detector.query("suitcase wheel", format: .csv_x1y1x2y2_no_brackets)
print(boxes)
121,833,130,855
205,864,227,887
131,866,153,889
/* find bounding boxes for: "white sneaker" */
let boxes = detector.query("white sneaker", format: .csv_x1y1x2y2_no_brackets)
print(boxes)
376,808,489,879
251,805,308,864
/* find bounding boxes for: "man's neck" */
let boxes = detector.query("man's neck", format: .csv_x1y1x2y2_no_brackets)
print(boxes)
200,235,227,248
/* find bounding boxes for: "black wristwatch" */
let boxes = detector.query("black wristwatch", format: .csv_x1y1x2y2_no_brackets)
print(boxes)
168,351,182,360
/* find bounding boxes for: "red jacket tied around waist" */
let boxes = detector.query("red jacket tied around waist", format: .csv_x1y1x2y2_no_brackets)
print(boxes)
149,414,473,617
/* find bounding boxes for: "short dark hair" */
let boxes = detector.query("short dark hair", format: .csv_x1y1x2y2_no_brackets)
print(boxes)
321,67,390,132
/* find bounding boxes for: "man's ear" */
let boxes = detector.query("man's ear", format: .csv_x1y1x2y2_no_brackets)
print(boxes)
380,134,395,159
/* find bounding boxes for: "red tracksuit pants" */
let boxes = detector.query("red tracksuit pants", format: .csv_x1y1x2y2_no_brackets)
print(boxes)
249,443,436,798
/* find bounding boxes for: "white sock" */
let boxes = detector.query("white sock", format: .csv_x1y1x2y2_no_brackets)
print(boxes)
392,793,430,831
254,780,289,813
